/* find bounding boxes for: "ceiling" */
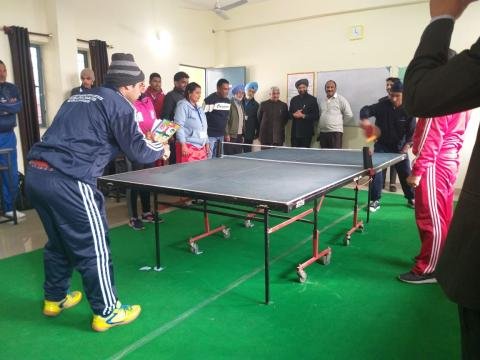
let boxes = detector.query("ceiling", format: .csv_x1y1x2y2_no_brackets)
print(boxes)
179,0,269,11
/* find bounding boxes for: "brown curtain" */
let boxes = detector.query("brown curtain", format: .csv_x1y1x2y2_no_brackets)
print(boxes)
88,40,109,86
3,26,40,165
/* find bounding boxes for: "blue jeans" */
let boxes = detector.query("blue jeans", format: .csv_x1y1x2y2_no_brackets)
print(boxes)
208,136,224,159
0,131,19,212
371,143,414,202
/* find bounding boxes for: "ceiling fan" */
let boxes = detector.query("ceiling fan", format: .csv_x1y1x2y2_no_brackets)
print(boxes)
213,0,248,20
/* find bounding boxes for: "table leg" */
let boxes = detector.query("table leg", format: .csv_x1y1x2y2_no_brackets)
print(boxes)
296,197,331,283
153,193,163,271
263,207,270,305
344,183,364,246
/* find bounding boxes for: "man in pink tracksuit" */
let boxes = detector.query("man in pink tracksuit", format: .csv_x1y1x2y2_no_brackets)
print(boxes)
399,110,471,284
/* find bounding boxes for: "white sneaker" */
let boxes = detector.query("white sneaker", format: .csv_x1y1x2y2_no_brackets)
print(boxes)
5,210,26,219
369,200,380,212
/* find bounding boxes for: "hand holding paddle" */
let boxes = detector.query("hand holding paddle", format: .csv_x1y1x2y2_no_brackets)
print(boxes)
360,120,381,143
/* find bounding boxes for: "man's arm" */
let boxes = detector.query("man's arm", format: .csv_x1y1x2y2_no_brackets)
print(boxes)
173,102,188,144
404,17,480,116
359,103,378,121
405,116,416,144
305,98,320,122
0,100,22,114
288,98,295,118
254,103,260,138
411,117,448,177
0,85,22,114
359,103,381,139
429,0,476,20
225,101,234,137
341,97,354,123
110,110,164,164
160,94,175,120
257,102,264,129
282,103,290,125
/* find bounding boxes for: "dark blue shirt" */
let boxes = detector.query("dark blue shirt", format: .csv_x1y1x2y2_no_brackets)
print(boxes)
28,87,164,185
243,97,259,141
360,98,415,152
70,85,95,96
0,82,22,133
204,92,231,137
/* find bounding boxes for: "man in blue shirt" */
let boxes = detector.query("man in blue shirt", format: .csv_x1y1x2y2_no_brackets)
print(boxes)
204,78,230,158
26,53,165,332
0,60,23,219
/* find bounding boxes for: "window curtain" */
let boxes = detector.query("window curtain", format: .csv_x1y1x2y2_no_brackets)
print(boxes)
88,40,109,86
3,26,40,165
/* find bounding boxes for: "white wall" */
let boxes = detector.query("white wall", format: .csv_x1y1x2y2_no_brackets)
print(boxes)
214,0,480,188
47,0,216,121
1,0,479,189
1,0,217,172
1,0,50,172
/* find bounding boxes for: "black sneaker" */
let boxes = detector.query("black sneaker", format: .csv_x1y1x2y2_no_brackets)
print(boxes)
369,200,380,212
141,212,165,224
141,212,155,223
129,218,145,231
389,184,397,192
407,199,415,209
398,271,437,284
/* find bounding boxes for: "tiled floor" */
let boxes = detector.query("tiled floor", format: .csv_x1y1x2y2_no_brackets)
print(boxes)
0,194,179,260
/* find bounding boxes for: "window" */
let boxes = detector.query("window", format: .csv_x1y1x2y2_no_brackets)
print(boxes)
77,49,89,77
30,45,47,127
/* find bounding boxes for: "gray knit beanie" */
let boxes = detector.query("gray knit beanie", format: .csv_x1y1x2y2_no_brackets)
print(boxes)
104,53,145,88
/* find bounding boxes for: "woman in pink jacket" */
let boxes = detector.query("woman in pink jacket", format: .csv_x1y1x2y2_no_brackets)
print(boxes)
127,85,166,230
399,110,471,284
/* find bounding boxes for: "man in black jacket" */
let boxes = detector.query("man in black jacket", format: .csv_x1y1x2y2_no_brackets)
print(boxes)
289,79,319,148
243,81,259,152
403,1,480,358
360,81,416,212
161,71,189,164
70,68,95,96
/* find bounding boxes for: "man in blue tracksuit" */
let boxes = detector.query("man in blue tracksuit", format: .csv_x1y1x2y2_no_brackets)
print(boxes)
25,53,165,332
0,60,23,219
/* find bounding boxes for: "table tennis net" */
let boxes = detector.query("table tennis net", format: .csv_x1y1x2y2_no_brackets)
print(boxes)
219,143,370,168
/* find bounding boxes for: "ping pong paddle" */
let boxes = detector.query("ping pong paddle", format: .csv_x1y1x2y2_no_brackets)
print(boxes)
362,123,381,143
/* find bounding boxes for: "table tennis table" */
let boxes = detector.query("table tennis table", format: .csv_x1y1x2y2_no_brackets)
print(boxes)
99,147,405,304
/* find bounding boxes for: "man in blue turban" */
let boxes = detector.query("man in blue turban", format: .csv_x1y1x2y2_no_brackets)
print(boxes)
225,84,246,154
245,81,258,92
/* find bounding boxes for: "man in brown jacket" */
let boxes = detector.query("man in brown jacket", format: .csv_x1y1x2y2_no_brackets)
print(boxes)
257,86,289,146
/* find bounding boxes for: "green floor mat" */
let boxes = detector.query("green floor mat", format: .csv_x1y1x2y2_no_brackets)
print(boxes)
0,189,459,359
